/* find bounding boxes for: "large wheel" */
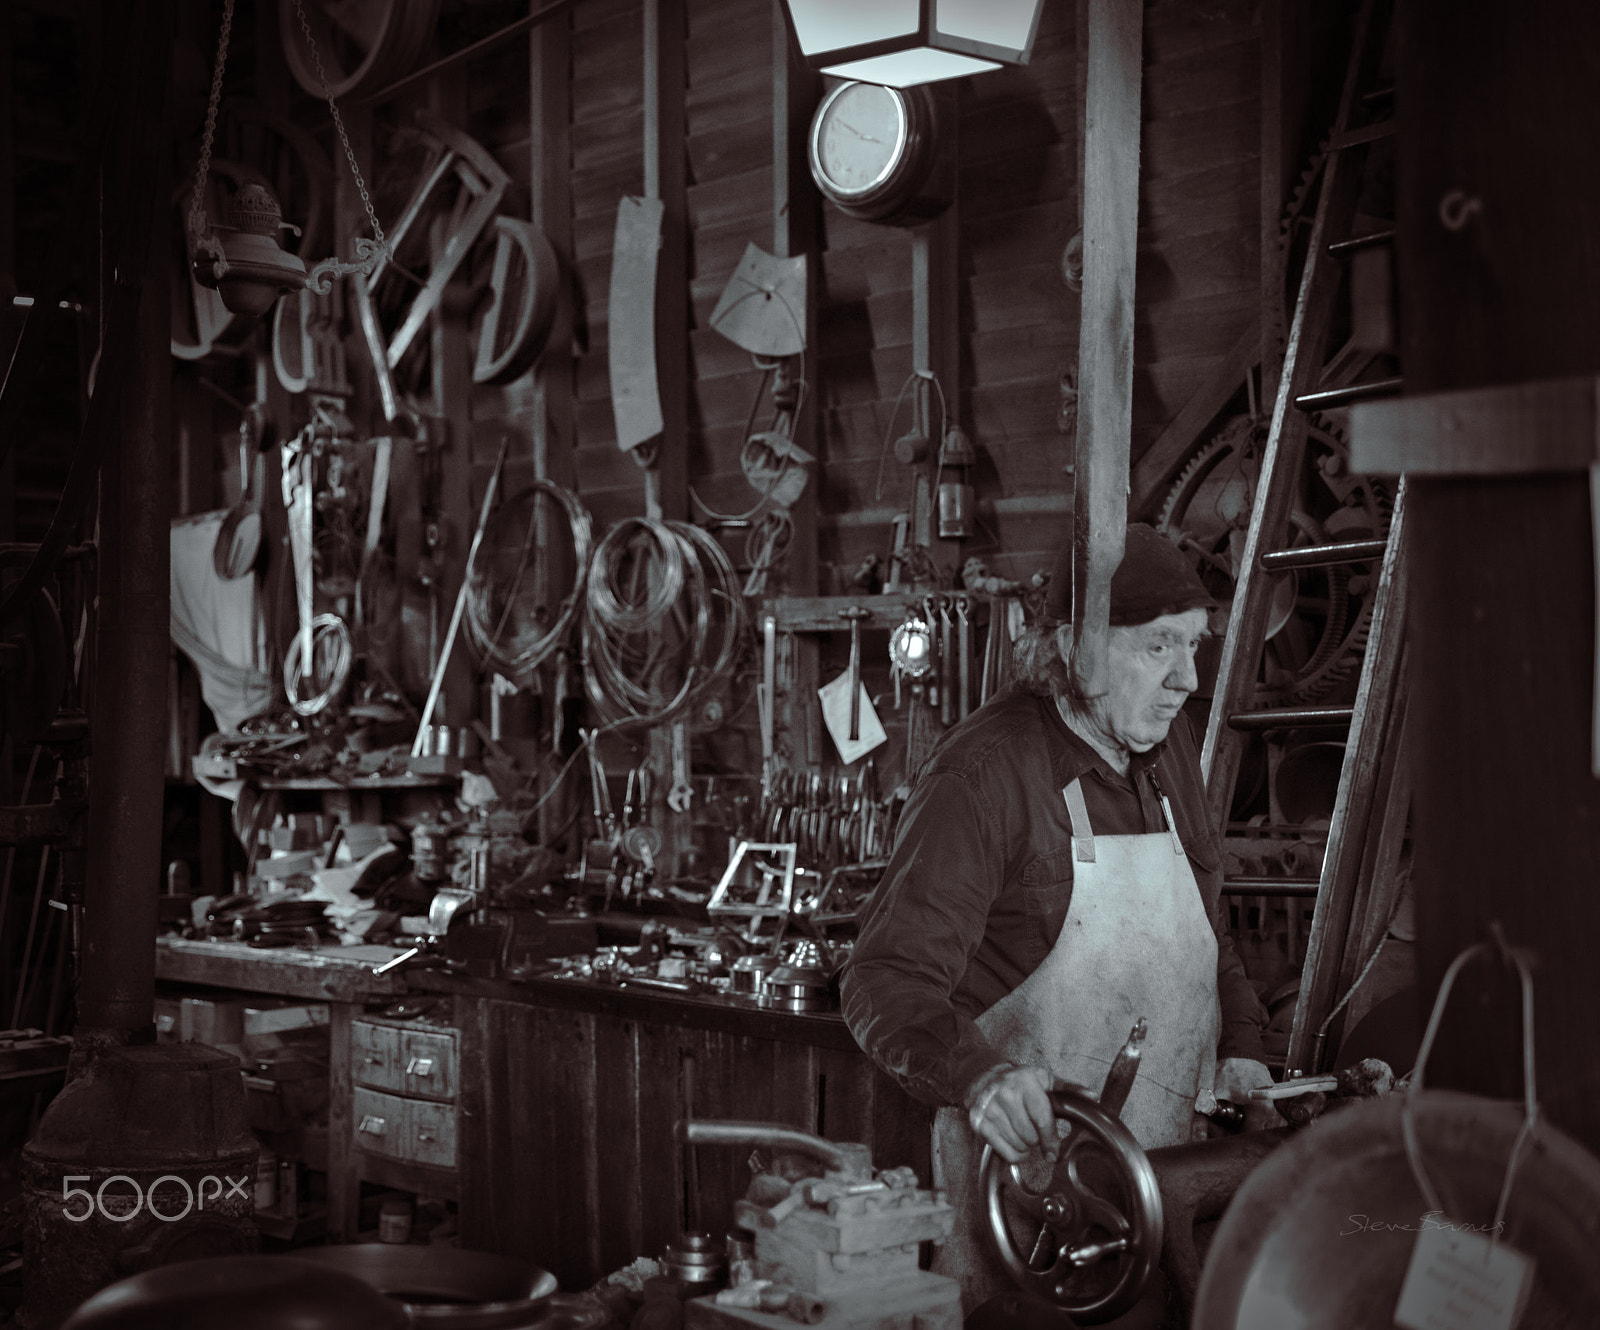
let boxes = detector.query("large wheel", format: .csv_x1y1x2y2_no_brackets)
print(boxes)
979,1086,1164,1325
279,0,441,102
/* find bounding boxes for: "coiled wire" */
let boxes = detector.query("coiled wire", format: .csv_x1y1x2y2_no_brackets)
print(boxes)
283,613,353,716
581,518,744,726
463,481,593,683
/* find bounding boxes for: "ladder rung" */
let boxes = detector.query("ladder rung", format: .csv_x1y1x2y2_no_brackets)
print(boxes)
1361,85,1395,104
1328,229,1394,257
1260,538,1388,571
1223,877,1322,898
1294,378,1403,411
1329,120,1395,149
1228,707,1355,732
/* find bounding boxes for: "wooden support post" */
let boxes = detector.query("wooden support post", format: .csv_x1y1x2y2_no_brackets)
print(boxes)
1070,0,1143,697
531,8,576,845
772,4,821,770
1365,0,1600,1152
430,70,477,737
1259,0,1285,406
911,203,959,566
641,0,691,871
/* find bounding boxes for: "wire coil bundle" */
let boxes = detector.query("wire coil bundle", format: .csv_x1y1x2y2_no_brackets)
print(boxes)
463,481,593,683
283,613,353,716
582,517,745,726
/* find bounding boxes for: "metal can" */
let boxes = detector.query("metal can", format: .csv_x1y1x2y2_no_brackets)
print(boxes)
378,1196,412,1244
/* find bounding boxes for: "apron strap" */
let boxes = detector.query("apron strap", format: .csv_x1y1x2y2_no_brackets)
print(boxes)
1062,779,1095,862
1156,793,1187,857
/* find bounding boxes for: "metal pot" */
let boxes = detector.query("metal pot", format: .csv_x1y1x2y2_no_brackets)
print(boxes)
292,1245,558,1328
760,962,831,1012
729,953,781,998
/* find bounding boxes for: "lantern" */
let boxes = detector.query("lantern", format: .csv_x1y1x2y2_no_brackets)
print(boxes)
778,0,1046,86
188,0,387,317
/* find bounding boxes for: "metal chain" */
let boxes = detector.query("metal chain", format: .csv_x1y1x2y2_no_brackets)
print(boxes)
292,0,387,253
188,0,236,246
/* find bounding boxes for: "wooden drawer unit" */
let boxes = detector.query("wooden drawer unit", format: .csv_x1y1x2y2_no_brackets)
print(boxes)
400,1028,457,1102
352,1087,458,1169
351,1019,403,1092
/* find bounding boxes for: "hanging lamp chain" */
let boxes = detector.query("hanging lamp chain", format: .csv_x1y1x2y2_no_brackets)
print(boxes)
294,0,390,293
187,0,236,278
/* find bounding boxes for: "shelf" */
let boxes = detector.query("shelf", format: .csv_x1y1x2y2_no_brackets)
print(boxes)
257,775,459,791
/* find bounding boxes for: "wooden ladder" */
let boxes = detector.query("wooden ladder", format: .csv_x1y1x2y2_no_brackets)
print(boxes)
1199,0,1411,1076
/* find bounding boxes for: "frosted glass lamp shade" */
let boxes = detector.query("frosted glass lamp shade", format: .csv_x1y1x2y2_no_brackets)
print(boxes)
780,0,1045,86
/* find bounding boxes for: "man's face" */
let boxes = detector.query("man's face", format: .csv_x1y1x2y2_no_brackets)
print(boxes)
1082,608,1209,754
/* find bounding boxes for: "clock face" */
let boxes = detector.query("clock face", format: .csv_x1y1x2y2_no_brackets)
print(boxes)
811,82,909,199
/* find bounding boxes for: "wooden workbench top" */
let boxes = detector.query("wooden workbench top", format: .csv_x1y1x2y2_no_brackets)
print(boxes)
412,968,860,1051
154,936,413,1002
154,937,860,1049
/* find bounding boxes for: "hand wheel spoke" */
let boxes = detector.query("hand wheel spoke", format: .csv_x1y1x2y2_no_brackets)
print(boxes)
1026,1221,1057,1271
997,1163,1047,1219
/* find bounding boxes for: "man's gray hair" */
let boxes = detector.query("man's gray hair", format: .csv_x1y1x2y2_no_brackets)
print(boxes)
1012,618,1091,710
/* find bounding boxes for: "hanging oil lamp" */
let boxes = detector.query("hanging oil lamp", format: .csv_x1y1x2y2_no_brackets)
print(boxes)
187,0,388,317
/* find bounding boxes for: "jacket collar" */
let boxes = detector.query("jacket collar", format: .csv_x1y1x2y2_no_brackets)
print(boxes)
1037,687,1167,792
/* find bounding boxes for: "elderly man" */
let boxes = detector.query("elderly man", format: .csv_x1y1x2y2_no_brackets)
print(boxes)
840,524,1272,1311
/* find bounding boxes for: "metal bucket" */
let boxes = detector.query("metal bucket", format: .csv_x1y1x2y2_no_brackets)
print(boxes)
292,1245,559,1328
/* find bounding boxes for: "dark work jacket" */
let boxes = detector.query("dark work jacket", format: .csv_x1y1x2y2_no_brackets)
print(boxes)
840,682,1267,1110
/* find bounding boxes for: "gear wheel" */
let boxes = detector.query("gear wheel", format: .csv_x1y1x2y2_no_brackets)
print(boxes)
1157,411,1389,705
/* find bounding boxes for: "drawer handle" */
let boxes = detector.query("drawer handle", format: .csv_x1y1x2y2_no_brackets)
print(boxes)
358,1115,387,1136
363,1056,383,1065
407,1057,434,1077
417,1132,435,1142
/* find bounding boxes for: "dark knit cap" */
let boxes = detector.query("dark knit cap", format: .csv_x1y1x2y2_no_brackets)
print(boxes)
1044,523,1217,626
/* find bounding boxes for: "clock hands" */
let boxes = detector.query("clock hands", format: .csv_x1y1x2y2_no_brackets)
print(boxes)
836,118,882,144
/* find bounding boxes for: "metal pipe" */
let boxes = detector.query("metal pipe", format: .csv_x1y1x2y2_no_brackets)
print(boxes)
78,1,172,1032
1259,537,1387,571
1227,707,1354,732
675,1120,853,1173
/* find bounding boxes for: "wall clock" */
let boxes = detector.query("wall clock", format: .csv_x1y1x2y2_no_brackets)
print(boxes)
807,81,952,225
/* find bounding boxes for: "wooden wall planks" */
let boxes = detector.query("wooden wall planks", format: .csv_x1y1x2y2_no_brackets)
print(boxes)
422,0,1263,742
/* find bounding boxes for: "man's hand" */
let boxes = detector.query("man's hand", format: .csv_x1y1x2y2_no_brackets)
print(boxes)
965,1063,1057,1163
1214,1056,1280,1132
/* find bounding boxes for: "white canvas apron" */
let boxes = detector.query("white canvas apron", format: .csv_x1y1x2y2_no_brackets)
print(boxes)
931,775,1222,1312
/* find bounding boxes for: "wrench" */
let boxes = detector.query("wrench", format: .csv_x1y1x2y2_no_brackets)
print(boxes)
667,720,693,813
839,605,869,742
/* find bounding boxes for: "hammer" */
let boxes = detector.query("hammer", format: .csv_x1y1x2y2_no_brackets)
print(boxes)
840,606,870,742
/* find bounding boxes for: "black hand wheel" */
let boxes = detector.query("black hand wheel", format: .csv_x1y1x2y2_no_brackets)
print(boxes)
979,1085,1164,1324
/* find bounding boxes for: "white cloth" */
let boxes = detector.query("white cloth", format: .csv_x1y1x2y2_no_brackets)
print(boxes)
170,511,271,734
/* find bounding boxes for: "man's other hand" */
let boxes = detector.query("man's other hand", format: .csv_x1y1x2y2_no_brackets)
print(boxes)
1214,1056,1279,1132
965,1064,1057,1163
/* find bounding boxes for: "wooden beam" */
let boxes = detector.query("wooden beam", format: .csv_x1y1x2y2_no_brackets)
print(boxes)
641,0,688,525
772,2,822,771
1071,0,1143,696
1350,374,1600,475
773,0,818,597
530,7,576,846
1397,0,1600,1150
640,0,691,869
430,69,476,737
1259,0,1285,405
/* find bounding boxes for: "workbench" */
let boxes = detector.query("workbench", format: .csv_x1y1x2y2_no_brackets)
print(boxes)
152,938,932,1288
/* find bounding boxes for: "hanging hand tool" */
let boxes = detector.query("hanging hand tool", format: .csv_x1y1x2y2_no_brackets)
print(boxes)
921,596,942,713
412,437,510,755
938,598,954,726
760,614,777,795
839,605,869,742
668,719,693,813
956,594,971,720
